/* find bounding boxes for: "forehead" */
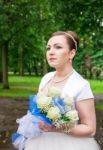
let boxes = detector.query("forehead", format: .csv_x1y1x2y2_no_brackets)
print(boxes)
47,35,67,46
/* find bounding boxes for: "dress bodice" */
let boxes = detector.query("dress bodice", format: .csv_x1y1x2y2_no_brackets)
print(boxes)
39,70,94,102
41,73,72,96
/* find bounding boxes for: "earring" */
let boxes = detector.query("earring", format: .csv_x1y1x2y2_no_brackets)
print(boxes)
69,58,72,63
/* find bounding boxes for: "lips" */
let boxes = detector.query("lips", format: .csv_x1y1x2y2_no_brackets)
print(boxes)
49,58,56,61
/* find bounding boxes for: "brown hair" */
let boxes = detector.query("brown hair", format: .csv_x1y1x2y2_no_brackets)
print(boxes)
51,31,79,51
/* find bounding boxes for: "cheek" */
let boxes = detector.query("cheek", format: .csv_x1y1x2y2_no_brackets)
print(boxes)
59,51,69,60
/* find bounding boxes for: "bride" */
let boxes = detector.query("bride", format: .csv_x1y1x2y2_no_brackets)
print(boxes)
25,31,100,150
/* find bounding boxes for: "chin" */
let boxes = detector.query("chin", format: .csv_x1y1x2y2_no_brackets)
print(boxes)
49,64,61,70
48,63,57,68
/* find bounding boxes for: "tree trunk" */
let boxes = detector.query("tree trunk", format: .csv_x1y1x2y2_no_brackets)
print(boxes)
33,60,39,76
0,48,2,82
2,42,9,89
18,45,24,76
84,55,92,79
41,35,47,75
39,7,47,76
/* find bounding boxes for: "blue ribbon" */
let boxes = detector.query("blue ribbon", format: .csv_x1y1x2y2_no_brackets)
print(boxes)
29,95,52,125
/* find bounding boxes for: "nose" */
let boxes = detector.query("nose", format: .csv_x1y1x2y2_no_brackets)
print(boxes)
48,47,55,55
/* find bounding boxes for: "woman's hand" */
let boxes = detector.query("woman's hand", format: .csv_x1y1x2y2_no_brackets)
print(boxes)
39,121,55,132
38,121,71,134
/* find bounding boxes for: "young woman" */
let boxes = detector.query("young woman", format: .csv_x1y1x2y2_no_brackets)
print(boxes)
25,31,100,150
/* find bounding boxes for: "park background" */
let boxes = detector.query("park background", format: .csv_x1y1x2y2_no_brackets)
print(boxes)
0,0,103,150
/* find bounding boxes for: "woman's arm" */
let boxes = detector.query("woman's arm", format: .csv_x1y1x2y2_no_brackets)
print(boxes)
69,99,96,137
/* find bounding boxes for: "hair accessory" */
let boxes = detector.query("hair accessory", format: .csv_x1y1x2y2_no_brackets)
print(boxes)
63,32,77,51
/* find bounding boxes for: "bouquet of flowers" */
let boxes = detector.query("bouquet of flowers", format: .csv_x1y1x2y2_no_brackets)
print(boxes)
12,87,79,150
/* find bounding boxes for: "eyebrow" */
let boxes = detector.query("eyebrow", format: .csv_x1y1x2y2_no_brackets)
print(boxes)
47,43,62,47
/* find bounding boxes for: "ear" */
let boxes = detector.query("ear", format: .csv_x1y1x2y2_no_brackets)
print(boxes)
69,49,76,59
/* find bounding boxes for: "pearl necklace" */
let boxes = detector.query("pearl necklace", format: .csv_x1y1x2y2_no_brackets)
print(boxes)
52,70,74,83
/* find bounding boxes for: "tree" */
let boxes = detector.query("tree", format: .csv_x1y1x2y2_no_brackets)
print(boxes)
0,47,2,82
0,0,38,88
1,0,103,85
2,42,9,88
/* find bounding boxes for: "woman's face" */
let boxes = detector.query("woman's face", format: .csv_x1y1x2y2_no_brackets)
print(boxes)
46,35,75,69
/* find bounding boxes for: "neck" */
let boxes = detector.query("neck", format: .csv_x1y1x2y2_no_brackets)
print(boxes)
55,66,73,77
53,66,74,82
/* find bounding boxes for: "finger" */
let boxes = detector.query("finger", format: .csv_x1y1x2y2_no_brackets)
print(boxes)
39,121,53,132
39,121,45,129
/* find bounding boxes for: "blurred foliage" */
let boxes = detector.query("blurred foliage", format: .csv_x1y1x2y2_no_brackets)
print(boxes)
0,0,103,88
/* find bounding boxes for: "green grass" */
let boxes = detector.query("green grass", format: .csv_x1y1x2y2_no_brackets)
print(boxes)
89,80,103,94
0,75,42,97
96,104,103,110
0,75,103,97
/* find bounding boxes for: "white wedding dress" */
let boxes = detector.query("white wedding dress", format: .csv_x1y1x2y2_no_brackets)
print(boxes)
24,70,100,150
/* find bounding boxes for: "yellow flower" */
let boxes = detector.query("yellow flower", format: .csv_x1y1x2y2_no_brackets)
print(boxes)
37,96,52,109
65,110,79,121
47,107,61,121
62,95,73,106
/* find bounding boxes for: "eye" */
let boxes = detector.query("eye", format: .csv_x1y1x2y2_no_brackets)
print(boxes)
55,46,62,49
46,47,50,51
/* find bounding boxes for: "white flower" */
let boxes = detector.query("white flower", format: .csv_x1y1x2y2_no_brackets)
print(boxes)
65,110,79,121
62,95,73,106
47,86,61,97
47,107,61,121
37,92,45,98
37,96,52,109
